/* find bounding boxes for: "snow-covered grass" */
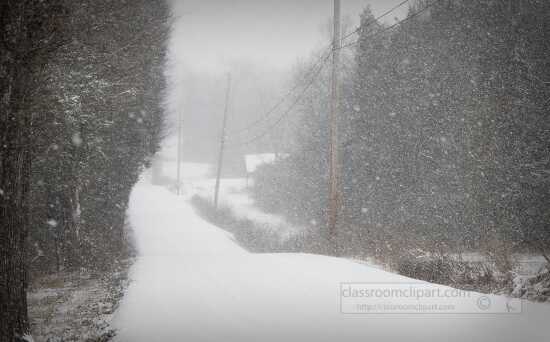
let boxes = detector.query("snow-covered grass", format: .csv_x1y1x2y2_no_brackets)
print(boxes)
190,194,303,253
193,178,302,236
154,155,301,237
28,261,131,342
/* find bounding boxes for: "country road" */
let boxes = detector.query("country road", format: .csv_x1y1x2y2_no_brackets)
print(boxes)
112,168,550,342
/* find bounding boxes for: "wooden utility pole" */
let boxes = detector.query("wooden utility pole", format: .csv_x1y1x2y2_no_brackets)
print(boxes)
176,108,183,195
328,0,341,247
214,73,232,209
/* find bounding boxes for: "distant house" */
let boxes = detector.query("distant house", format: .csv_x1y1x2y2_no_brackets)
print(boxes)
244,153,288,186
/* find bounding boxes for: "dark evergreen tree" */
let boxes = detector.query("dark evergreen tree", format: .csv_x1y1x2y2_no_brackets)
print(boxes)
2,0,167,339
252,0,550,271
27,0,168,273
1,1,67,339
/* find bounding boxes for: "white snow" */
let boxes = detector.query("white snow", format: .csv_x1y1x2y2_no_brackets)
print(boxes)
71,133,83,146
112,145,550,342
193,178,296,232
21,334,35,342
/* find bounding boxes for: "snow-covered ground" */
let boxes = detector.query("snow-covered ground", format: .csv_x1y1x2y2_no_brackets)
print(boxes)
28,265,129,342
157,152,298,235
194,177,301,234
112,156,550,341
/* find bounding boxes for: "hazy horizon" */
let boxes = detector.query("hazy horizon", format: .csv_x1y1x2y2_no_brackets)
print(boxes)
165,0,410,163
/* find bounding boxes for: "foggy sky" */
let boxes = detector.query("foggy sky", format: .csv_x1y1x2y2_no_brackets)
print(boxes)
165,0,409,163
169,0,409,72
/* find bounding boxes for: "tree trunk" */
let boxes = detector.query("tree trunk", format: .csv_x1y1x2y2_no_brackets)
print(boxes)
0,150,32,342
1,1,65,339
1,3,30,338
0,66,32,341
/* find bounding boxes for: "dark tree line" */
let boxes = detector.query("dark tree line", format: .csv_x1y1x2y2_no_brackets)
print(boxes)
253,0,550,271
1,1,67,339
1,0,167,340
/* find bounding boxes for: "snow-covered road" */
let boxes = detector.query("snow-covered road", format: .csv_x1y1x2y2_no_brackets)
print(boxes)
113,174,550,341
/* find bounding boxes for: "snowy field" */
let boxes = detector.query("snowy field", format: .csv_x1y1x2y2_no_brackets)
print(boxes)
155,154,299,236
111,155,550,341
194,178,302,235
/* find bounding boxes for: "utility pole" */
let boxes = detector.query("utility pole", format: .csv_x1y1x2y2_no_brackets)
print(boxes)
328,0,341,249
214,73,231,209
176,108,183,195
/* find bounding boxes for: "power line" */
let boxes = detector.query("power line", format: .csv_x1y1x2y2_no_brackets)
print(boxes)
226,52,331,148
340,0,441,50
226,47,332,137
224,1,413,140
224,0,437,148
339,0,411,44
227,53,330,147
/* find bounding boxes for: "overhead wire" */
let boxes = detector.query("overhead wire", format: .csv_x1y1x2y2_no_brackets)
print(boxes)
225,0,439,148
339,0,411,44
226,52,332,148
226,47,332,137
340,0,441,51
227,1,413,139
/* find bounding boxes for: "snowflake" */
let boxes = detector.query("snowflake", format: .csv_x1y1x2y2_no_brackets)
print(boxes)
72,133,83,146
